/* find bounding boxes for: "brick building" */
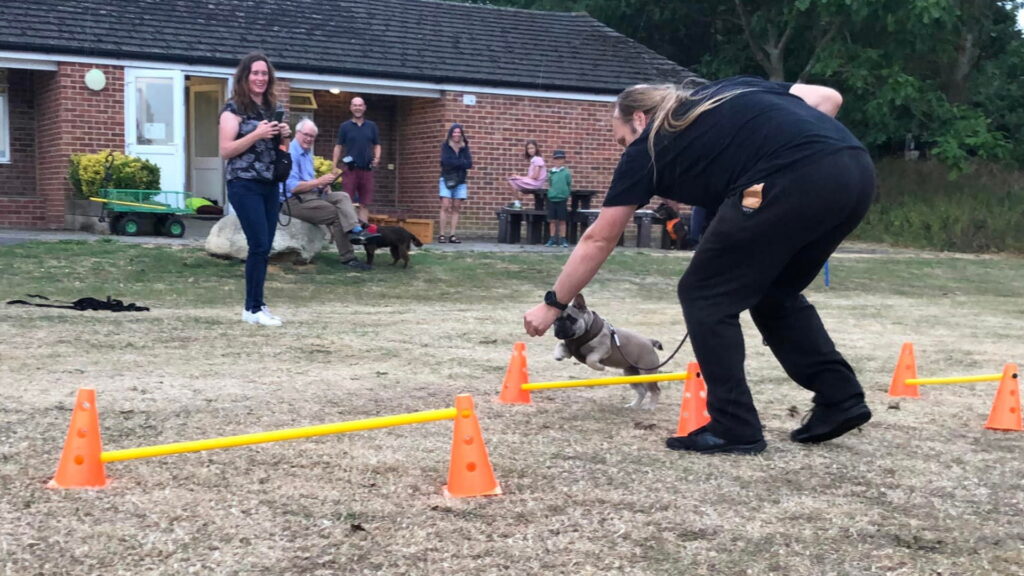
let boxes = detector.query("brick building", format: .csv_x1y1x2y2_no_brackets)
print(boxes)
0,0,692,234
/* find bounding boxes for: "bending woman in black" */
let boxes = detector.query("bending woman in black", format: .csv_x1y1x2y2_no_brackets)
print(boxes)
524,76,874,454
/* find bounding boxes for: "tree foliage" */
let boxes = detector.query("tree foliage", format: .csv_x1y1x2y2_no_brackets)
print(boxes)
463,0,1024,175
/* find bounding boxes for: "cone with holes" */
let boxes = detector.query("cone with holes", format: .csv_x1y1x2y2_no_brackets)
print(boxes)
985,363,1021,431
444,394,502,498
48,388,109,489
498,341,531,404
888,342,921,398
675,362,711,436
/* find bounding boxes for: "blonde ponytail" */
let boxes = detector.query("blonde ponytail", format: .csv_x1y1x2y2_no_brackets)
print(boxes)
616,78,757,160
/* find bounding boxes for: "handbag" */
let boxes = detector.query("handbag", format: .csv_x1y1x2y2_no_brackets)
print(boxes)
271,135,292,183
442,170,462,189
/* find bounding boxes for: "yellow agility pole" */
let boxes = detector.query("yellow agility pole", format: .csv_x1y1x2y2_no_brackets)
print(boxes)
89,197,168,210
522,372,688,391
905,374,1004,386
100,407,457,463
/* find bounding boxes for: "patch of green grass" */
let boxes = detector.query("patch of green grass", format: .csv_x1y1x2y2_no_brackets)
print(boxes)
2,241,1022,312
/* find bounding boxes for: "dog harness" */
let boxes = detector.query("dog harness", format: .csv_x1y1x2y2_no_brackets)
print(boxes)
664,218,681,241
563,311,607,364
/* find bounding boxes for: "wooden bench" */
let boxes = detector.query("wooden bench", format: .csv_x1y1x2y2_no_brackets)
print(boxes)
498,189,601,245
496,208,547,244
572,209,694,249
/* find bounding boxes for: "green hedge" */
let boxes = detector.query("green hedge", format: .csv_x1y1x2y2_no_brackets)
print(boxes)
851,158,1024,253
68,150,161,200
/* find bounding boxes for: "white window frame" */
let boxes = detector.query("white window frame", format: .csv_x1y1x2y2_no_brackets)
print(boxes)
287,89,317,127
0,91,9,163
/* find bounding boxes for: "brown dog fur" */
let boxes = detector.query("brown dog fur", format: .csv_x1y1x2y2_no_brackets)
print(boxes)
362,226,423,268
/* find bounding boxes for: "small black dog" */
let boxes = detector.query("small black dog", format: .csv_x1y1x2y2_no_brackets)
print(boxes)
653,202,692,250
362,226,423,268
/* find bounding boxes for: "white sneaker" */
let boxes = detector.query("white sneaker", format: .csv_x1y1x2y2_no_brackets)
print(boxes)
241,309,282,327
260,305,283,323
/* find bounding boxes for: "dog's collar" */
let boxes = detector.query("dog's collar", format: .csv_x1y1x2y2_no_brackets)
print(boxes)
564,311,605,363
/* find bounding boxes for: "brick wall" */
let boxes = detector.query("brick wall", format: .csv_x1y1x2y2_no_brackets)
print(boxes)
396,97,446,222
394,91,622,235
0,63,124,229
0,69,37,198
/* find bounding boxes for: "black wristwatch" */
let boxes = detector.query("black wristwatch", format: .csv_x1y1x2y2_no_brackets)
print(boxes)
544,290,568,311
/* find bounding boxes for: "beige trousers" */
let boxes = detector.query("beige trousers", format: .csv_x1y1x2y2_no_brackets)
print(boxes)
285,190,360,261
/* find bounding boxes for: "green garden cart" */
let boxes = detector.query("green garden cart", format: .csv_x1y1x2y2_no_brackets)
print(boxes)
91,189,192,237
89,154,194,237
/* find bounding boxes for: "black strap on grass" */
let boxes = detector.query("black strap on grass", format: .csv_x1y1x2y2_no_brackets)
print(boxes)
6,294,149,312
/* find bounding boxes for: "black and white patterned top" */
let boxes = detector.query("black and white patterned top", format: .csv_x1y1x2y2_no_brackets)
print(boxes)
222,100,283,182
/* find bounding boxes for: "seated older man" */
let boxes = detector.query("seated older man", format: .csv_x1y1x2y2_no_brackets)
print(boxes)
285,118,377,270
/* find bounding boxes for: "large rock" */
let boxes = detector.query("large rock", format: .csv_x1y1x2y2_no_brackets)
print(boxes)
205,214,329,263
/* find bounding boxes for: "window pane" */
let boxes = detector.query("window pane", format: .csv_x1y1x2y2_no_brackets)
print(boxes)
0,93,8,162
135,78,175,146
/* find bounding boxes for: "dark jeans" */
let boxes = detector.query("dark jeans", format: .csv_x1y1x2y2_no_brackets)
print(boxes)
677,150,875,442
228,178,280,313
688,205,716,247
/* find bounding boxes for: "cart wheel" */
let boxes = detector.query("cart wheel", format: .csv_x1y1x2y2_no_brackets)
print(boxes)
163,217,186,238
107,214,122,235
118,217,141,236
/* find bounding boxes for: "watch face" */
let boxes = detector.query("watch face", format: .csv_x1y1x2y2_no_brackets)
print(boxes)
545,291,566,310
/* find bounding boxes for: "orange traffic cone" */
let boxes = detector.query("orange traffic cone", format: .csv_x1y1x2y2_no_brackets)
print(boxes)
985,363,1021,432
498,341,531,404
48,388,108,489
888,342,921,398
444,395,502,498
675,362,711,436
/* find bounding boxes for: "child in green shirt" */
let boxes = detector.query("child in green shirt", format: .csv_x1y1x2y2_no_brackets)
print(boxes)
545,149,572,247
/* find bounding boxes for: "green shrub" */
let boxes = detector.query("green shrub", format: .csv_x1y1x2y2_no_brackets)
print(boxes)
852,158,1024,253
68,150,161,199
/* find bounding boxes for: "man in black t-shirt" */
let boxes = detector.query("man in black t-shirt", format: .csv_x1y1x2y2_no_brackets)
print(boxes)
332,96,381,224
524,77,874,455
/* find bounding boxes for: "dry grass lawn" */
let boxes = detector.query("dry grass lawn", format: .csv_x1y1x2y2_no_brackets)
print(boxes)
1,241,1022,575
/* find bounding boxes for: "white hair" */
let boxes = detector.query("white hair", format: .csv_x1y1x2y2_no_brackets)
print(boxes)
295,118,318,133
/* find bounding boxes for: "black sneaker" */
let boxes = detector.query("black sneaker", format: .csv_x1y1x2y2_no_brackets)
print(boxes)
665,427,767,455
790,397,872,444
341,258,371,271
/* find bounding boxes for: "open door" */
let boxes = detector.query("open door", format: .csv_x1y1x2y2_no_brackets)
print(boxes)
187,78,227,206
125,68,185,208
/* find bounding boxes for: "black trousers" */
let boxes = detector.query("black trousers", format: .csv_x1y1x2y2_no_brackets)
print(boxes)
678,150,875,442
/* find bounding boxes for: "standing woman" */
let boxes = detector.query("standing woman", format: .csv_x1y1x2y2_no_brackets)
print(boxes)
218,52,291,327
524,77,874,454
438,123,473,244
507,140,547,200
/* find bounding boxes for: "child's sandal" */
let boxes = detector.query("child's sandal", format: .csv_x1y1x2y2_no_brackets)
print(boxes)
437,235,447,243
448,235,462,244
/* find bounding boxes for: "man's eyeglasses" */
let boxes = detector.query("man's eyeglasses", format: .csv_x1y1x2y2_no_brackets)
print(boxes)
298,131,317,139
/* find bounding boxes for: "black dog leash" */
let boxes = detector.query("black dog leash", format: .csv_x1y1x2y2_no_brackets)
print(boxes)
6,294,149,312
609,324,690,371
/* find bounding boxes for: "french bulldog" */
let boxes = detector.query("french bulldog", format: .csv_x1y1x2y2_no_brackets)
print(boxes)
553,293,664,409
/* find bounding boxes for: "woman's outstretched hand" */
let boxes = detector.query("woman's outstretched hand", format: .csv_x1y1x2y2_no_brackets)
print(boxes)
524,303,561,337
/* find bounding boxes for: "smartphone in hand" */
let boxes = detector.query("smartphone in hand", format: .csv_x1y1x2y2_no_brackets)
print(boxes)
272,110,285,122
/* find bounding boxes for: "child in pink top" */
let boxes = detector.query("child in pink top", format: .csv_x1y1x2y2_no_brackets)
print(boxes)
507,140,547,200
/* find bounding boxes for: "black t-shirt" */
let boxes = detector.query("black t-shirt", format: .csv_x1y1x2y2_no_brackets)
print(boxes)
336,119,379,168
603,76,866,210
